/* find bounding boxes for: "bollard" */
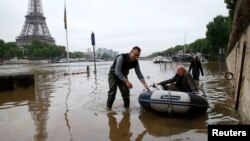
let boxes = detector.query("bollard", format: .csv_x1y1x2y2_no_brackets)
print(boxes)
87,66,90,77
87,66,90,73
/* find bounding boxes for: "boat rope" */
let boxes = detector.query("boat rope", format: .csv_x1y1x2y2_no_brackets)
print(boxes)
166,90,173,115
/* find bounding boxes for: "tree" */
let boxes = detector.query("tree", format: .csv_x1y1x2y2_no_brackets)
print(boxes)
224,0,237,33
0,41,23,59
0,39,5,58
206,15,230,53
224,0,237,20
189,38,210,54
73,51,85,58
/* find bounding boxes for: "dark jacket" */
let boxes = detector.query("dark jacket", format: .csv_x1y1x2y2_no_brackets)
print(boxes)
109,53,138,78
159,71,197,92
189,59,204,76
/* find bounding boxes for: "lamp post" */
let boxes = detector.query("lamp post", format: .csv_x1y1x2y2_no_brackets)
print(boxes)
91,32,97,73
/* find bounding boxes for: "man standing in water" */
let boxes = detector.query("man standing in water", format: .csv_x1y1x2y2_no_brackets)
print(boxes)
189,55,204,87
107,46,148,110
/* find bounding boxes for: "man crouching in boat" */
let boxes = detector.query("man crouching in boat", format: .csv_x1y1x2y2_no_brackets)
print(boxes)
156,65,197,94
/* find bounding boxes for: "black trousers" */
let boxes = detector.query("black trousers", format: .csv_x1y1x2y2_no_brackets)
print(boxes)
192,72,200,80
107,73,130,108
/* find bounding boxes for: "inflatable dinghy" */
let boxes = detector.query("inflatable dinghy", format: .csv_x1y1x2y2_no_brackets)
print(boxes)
138,86,208,114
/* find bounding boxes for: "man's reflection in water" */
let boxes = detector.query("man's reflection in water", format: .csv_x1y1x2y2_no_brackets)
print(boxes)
107,111,132,141
135,130,147,141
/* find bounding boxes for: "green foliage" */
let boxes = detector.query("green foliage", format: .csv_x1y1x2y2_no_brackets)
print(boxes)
189,38,210,54
24,40,66,59
71,51,85,58
224,0,237,20
0,39,5,45
0,40,22,59
68,51,87,58
0,39,5,58
148,45,186,58
206,15,230,53
224,0,236,37
0,39,67,59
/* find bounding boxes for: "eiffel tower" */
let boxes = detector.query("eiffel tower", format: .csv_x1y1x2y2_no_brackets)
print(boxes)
16,0,55,46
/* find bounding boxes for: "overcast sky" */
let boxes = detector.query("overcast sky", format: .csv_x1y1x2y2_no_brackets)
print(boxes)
0,0,228,56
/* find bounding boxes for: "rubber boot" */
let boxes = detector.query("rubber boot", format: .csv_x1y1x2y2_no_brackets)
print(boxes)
107,96,115,109
123,96,130,109
194,80,199,88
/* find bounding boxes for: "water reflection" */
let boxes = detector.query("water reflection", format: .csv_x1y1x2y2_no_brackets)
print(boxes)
64,76,73,141
0,83,50,141
0,87,35,109
135,130,147,141
107,111,132,141
202,62,240,125
204,62,227,75
29,77,52,141
138,109,208,137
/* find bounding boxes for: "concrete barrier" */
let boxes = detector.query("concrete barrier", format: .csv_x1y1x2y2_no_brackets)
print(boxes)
0,73,34,91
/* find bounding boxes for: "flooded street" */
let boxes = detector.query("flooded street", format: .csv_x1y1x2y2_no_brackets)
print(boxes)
0,61,240,141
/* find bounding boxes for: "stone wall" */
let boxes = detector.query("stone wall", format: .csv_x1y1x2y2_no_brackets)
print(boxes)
226,24,250,124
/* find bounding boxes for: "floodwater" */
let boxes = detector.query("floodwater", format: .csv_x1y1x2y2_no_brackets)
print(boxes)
0,61,240,141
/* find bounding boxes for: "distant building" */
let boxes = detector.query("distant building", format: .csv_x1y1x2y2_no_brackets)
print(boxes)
94,48,119,58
